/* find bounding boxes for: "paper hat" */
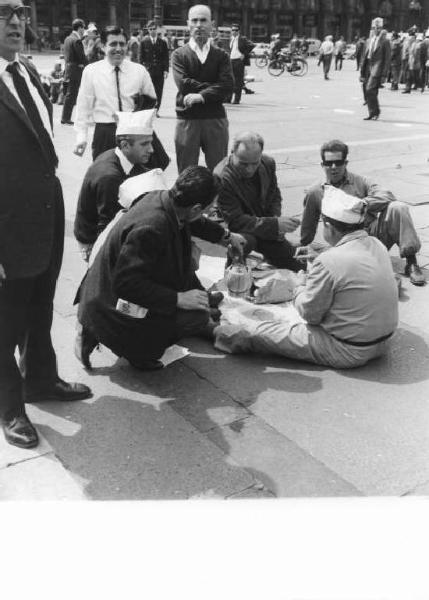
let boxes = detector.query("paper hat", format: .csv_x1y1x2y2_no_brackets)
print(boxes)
322,185,365,224
115,109,156,137
371,17,383,27
118,168,168,209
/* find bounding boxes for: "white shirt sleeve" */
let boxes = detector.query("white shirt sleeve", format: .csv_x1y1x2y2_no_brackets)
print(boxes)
74,65,96,144
139,66,156,99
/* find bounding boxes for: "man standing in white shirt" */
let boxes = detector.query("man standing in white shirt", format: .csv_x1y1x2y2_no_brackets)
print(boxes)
318,35,334,80
73,25,156,160
228,23,254,105
171,4,233,173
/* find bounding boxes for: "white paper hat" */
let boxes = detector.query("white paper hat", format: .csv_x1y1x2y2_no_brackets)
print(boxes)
118,168,168,209
115,109,156,137
322,185,365,224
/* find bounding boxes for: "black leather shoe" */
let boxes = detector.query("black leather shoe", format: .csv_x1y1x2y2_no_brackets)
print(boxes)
2,414,39,449
129,359,164,371
74,327,98,369
405,262,426,286
26,379,92,403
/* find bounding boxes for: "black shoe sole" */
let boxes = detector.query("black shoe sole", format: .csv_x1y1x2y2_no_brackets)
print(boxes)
4,434,39,449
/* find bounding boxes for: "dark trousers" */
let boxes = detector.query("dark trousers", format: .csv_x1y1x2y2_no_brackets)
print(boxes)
0,181,64,422
175,117,229,173
364,76,381,116
390,63,401,88
91,122,170,170
231,58,245,103
149,68,165,109
61,66,83,122
242,234,303,272
334,53,343,70
322,54,332,78
82,299,209,365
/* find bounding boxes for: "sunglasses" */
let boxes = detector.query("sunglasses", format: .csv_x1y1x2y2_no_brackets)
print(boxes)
231,29,239,32
322,159,346,167
0,5,30,21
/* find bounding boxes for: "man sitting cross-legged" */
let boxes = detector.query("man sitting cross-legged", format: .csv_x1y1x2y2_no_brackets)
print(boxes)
75,166,246,370
214,131,303,271
298,139,425,286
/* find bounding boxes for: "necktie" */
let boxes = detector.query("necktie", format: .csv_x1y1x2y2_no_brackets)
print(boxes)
7,62,57,167
114,66,123,111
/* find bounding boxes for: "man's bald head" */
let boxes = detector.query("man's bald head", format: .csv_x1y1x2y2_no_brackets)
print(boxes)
188,4,212,46
231,132,264,179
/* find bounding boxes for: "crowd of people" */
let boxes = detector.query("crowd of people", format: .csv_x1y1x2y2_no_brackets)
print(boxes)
0,1,427,451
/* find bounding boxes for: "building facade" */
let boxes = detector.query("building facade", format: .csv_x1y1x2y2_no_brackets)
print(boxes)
30,0,429,48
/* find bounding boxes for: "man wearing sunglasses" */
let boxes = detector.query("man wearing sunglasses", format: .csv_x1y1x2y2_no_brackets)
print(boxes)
227,23,254,105
298,139,425,286
0,1,91,450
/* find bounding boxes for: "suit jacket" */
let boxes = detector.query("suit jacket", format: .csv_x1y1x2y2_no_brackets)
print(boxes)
78,191,224,351
214,154,282,241
228,35,255,66
360,34,391,83
73,149,147,245
139,35,169,75
0,57,63,280
63,32,87,79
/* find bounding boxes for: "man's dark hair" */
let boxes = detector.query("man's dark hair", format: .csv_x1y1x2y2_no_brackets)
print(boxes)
322,215,364,234
101,25,127,44
132,29,140,36
147,20,156,29
72,19,85,31
231,23,240,30
320,139,349,161
171,166,219,209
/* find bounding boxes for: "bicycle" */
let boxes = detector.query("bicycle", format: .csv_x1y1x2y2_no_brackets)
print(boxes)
255,50,269,68
268,51,308,77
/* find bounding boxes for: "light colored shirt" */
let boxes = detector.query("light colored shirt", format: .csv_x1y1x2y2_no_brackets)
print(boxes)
230,36,243,60
300,171,396,246
74,58,156,144
114,147,134,175
320,40,334,55
0,54,53,141
294,230,398,343
188,37,211,64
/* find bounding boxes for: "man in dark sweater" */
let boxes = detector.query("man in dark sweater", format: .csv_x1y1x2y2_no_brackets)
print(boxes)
74,110,155,261
171,4,233,173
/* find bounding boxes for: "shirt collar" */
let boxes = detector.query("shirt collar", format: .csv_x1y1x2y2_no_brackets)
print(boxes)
335,229,368,247
104,57,126,72
115,147,134,175
0,53,20,77
189,37,211,54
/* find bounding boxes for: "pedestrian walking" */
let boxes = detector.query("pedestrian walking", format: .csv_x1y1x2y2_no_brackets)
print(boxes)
334,36,346,70
61,18,87,125
0,0,91,450
171,4,233,173
318,35,334,80
227,23,254,104
360,18,391,119
139,21,169,115
389,32,402,90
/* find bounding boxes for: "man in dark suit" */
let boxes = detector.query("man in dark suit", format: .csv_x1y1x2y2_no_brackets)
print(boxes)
0,0,91,449
228,23,255,105
139,21,169,115
76,166,245,371
61,18,87,125
360,17,391,120
214,131,303,271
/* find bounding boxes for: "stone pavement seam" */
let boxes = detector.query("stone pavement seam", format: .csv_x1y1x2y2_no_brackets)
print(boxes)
0,450,52,471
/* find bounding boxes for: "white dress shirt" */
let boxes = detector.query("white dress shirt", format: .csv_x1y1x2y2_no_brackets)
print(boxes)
188,38,211,64
74,57,156,144
230,36,243,60
0,54,53,140
114,147,134,175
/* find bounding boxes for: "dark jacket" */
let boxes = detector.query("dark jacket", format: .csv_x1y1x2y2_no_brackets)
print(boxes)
228,35,255,66
172,43,233,119
360,34,391,83
63,32,87,79
214,154,282,241
0,57,63,279
73,149,147,245
78,191,225,355
139,35,169,74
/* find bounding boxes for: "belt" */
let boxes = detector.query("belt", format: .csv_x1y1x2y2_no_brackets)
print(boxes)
332,331,394,347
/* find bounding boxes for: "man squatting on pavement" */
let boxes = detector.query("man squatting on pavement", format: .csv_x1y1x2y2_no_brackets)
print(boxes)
298,139,425,286
215,186,399,370
75,167,246,371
